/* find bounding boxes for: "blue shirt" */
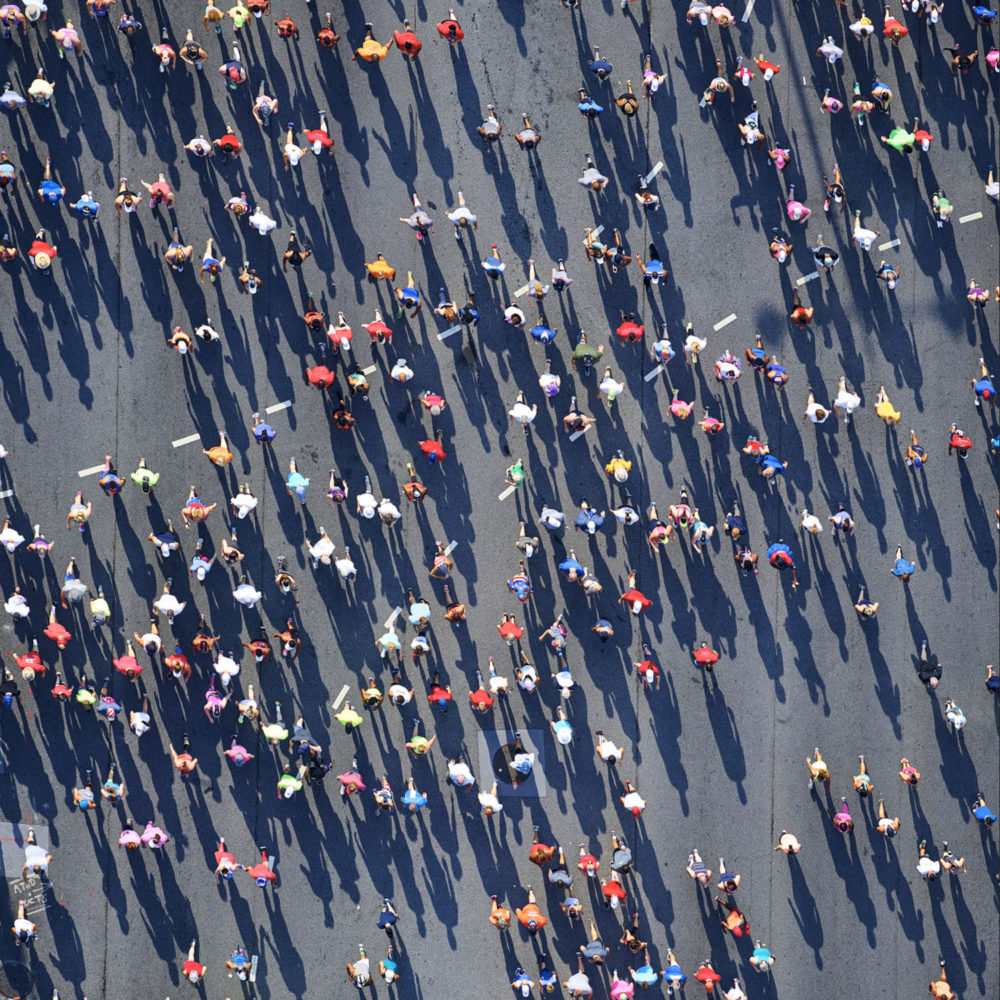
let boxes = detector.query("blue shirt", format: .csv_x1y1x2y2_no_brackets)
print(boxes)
253,421,275,442
402,787,427,809
559,556,584,577
974,804,997,823
578,98,603,117
892,558,915,577
530,323,557,344
72,195,100,217
40,179,63,204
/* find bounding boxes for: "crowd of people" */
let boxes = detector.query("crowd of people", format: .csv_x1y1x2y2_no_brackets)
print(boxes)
0,0,996,996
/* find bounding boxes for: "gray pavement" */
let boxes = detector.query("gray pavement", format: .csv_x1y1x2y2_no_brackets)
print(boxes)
0,0,997,998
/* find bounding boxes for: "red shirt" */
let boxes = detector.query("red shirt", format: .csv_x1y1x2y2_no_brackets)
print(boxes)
637,658,659,680
621,589,652,610
693,646,719,665
602,880,626,901
306,365,335,389
304,129,333,148
498,621,524,641
393,28,421,55
29,239,57,261
183,961,205,982
429,684,452,704
419,440,446,462
469,689,493,710
114,655,142,676
436,18,463,41
217,134,241,154
616,320,644,342
44,622,72,648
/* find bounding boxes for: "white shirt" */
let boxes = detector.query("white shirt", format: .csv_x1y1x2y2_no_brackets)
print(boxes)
447,206,476,226
335,555,356,579
509,402,537,424
215,654,239,682
387,683,412,705
377,499,400,523
835,390,860,413
478,791,502,812
5,594,29,618
131,711,151,735
309,535,334,562
188,137,212,156
357,493,377,518
190,554,213,580
249,209,277,234
800,512,823,534
391,360,414,381
231,492,258,518
448,761,475,786
622,791,646,812
805,402,829,423
917,857,940,877
0,527,24,551
598,739,623,761
488,674,508,694
154,594,185,616
284,144,302,166
518,665,538,691
540,508,564,530
233,583,262,607
24,844,49,871
854,226,877,250
195,323,219,342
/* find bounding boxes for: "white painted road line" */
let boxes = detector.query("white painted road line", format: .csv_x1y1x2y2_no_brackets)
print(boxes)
569,424,594,442
959,211,983,224
437,324,462,341
644,367,663,382
172,433,201,448
0,490,12,500
363,365,377,375
514,283,530,298
796,272,820,286
384,606,402,629
331,683,350,710
265,400,292,415
878,239,900,251
498,484,517,501
713,313,737,331
741,0,756,21
77,464,105,478
582,224,604,244
444,539,458,555
643,161,664,185
250,955,259,984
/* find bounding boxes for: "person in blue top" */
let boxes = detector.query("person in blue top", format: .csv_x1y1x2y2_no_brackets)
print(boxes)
559,550,584,582
36,156,65,205
71,190,100,217
588,47,612,80
749,940,775,973
251,413,276,444
511,967,534,996
285,458,309,502
538,957,558,991
226,947,251,980
971,793,997,827
972,4,997,22
971,358,995,406
891,544,915,582
481,244,505,279
757,451,787,478
765,357,789,389
459,294,480,327
629,948,658,988
767,541,799,587
635,243,666,285
394,271,422,317
0,151,16,193
379,944,399,985
574,501,606,534
401,779,427,811
662,949,687,992
577,88,604,118
530,316,557,344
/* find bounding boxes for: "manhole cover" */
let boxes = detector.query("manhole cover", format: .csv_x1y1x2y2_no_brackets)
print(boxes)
0,961,33,1000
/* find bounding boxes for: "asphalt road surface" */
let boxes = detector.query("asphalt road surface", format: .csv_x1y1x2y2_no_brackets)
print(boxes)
0,0,997,998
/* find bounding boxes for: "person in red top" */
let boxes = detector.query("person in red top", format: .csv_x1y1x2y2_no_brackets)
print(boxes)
693,642,720,672
718,897,750,937
694,961,722,994
754,54,780,80
619,571,652,615
882,4,908,44
113,640,142,680
393,18,421,58
947,424,972,458
169,735,198,776
427,671,453,712
436,8,463,43
529,827,557,866
28,229,57,271
364,308,392,343
305,358,336,389
302,294,324,333
243,847,277,888
213,124,242,157
275,12,298,38
164,646,192,682
616,312,644,345
51,672,73,701
182,940,206,984
43,606,72,650
578,846,600,877
418,430,447,464
515,889,548,933
11,640,44,679
602,872,627,908
468,673,494,713
633,647,661,689
328,312,353,350
214,837,237,880
497,613,524,644
304,111,334,155
316,11,338,46
403,464,427,501
140,173,174,208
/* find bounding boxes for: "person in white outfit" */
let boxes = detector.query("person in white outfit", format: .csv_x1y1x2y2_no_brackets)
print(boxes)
509,391,538,429
377,498,401,526
232,577,262,607
800,509,824,535
334,545,356,581
356,477,377,519
817,35,843,62
803,391,830,423
833,376,861,421
446,191,477,239
215,650,239,686
0,518,25,553
4,587,30,620
596,732,625,765
249,207,277,235
230,484,258,519
853,211,879,250
307,527,335,567
152,579,186,623
447,756,475,787
390,358,414,382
